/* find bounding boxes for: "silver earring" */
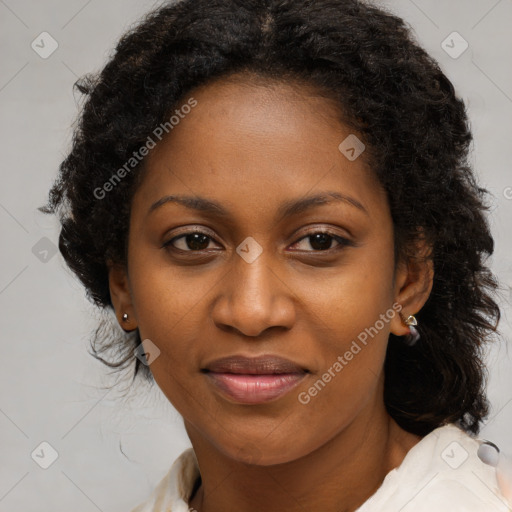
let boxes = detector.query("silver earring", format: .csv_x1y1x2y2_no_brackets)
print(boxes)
402,313,420,346
122,313,129,322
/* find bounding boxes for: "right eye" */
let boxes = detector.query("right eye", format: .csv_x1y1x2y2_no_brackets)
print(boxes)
163,231,221,252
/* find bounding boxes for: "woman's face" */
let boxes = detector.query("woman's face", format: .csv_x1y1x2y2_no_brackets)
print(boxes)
113,75,415,465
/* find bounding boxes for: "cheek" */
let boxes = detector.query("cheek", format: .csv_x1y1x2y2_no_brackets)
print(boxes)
308,239,396,350
297,235,396,416
128,248,212,339
126,256,203,388
294,274,397,448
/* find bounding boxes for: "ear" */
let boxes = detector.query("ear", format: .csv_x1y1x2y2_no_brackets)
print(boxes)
390,234,434,337
108,261,138,331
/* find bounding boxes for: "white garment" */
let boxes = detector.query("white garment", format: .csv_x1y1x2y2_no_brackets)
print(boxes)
130,423,512,512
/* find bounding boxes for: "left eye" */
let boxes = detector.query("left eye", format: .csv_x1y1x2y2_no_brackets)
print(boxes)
291,232,349,252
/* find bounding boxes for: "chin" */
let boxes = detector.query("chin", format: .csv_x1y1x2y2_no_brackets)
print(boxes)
221,437,309,467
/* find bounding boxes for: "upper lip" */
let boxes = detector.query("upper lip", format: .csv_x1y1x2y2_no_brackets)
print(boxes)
203,355,308,375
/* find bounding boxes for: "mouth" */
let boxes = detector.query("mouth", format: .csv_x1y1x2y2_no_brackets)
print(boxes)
202,355,309,404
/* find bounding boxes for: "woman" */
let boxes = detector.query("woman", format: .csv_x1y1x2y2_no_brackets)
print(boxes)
41,0,512,510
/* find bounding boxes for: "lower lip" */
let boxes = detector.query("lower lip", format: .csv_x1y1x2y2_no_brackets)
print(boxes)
205,372,306,404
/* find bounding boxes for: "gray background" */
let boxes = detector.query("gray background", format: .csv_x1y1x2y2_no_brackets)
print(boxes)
1,0,511,510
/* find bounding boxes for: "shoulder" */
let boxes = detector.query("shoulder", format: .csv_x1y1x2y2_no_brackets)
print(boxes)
130,447,200,512
357,423,512,512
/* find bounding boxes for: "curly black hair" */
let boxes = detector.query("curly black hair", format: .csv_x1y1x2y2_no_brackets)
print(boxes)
41,0,501,437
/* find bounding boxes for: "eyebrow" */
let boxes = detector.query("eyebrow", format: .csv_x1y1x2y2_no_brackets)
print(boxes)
148,191,368,220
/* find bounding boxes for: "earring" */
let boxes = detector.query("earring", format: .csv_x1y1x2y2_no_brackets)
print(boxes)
122,313,129,322
401,313,420,346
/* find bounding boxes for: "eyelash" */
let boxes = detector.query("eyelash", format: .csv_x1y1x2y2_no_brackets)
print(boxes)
162,228,353,254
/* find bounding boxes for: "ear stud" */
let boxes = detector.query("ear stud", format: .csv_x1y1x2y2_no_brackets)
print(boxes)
400,312,420,346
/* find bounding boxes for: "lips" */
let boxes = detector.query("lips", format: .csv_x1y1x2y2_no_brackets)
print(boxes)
202,355,308,404
204,355,307,374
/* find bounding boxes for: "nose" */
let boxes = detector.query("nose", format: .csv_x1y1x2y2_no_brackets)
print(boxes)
211,247,296,338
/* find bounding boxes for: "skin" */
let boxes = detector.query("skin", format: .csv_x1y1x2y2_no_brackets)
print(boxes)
109,73,434,512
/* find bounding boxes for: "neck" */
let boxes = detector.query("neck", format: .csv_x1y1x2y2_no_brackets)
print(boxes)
186,395,421,512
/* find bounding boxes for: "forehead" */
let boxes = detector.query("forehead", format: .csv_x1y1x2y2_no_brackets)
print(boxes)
133,74,387,223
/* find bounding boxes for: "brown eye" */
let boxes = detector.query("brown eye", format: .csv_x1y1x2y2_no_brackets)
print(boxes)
306,233,335,251
291,231,351,252
165,231,217,251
